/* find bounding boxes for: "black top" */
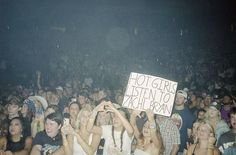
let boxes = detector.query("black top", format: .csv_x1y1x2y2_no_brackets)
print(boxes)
32,131,63,155
6,136,26,152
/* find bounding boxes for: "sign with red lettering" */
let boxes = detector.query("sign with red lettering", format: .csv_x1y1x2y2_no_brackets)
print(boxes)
122,72,178,116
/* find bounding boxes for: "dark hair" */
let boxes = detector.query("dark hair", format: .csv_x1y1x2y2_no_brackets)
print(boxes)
112,126,125,152
9,117,24,127
8,96,21,106
8,117,24,137
197,108,206,116
44,112,63,125
68,101,81,110
228,107,236,118
46,105,60,113
117,107,130,120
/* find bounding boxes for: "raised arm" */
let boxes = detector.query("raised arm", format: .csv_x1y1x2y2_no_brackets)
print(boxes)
61,125,74,155
207,134,220,155
130,110,142,139
73,130,101,155
106,101,133,137
36,71,42,90
30,145,42,155
86,102,106,134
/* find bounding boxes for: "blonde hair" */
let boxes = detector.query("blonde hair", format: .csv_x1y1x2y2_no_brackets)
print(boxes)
204,107,221,122
75,104,93,129
198,121,215,136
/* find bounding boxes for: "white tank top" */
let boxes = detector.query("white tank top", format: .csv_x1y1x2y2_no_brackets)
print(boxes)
73,134,97,155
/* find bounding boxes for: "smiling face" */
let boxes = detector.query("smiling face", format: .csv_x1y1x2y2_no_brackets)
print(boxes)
45,118,61,138
69,103,80,118
208,107,219,118
9,118,23,136
175,94,185,106
7,103,20,116
196,123,213,140
21,103,29,115
79,110,91,126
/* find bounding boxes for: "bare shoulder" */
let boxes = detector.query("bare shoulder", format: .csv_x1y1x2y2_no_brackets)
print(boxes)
213,147,220,155
0,136,7,146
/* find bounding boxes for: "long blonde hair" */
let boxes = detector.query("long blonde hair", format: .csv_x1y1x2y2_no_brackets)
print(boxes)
75,104,93,130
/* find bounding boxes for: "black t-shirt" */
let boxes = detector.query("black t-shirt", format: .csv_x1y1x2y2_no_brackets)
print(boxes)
32,131,63,155
6,136,26,152
22,117,32,137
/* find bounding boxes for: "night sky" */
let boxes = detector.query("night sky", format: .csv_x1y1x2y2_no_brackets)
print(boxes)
0,0,235,86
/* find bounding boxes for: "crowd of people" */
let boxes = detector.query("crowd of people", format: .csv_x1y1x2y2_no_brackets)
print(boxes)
0,61,236,155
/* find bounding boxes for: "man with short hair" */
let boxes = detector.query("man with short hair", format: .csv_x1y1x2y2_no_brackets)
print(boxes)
217,107,236,154
7,96,21,120
171,90,195,155
220,94,233,124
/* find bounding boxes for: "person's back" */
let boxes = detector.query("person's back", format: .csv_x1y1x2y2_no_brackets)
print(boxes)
157,115,180,155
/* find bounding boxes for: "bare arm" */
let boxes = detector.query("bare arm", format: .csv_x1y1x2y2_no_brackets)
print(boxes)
170,144,179,155
130,110,142,139
74,132,101,155
0,137,7,151
30,145,42,155
61,125,73,155
36,71,42,90
86,102,106,135
31,114,44,138
51,146,65,155
106,101,133,136
207,134,220,155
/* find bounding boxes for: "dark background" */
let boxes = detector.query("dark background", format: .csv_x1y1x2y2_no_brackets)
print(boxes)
0,0,235,88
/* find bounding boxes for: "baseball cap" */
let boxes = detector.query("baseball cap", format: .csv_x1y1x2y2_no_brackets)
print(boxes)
177,90,187,99
210,102,221,111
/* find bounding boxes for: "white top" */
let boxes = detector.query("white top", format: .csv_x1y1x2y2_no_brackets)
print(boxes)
133,149,150,155
73,134,96,155
102,125,133,155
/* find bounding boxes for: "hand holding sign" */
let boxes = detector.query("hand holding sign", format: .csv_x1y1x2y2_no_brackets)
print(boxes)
122,72,178,116
146,109,155,122
131,110,142,118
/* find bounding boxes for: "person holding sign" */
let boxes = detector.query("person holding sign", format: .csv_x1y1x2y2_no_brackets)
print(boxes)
130,110,164,155
87,101,134,155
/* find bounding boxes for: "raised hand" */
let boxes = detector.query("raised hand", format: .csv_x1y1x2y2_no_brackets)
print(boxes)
61,124,75,136
208,133,216,148
131,110,142,118
146,109,155,121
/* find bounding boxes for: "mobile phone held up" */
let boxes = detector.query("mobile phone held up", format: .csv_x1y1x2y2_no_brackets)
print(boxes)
63,113,70,126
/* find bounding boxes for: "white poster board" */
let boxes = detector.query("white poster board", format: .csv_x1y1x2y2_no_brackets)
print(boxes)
122,72,178,116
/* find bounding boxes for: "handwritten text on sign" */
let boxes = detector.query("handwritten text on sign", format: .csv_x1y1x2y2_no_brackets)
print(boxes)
122,72,178,116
